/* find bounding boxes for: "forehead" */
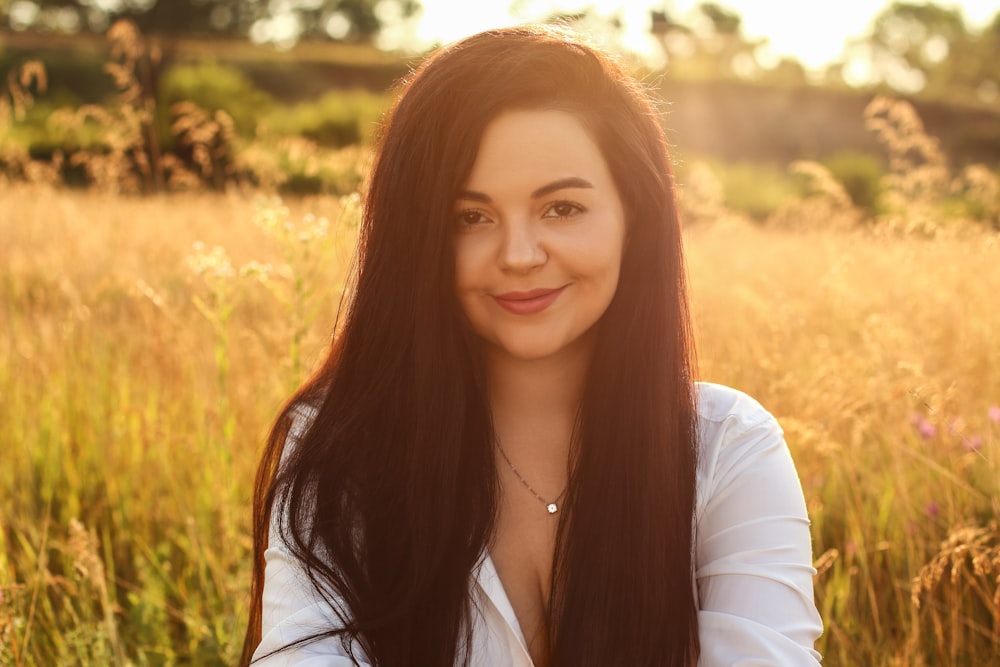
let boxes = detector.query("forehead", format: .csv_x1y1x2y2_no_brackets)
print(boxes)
463,109,613,191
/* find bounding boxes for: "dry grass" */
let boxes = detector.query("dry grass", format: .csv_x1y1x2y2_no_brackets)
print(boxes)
1,185,357,665
1,182,998,665
686,220,1000,665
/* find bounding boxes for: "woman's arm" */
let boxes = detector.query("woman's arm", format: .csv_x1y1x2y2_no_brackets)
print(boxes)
695,387,823,665
253,542,371,666
251,405,373,667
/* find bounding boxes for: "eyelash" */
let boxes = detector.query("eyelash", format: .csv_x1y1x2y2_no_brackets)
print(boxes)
455,200,586,227
456,208,491,226
543,200,585,219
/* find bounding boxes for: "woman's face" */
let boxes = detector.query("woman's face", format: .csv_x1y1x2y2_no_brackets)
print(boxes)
454,109,626,364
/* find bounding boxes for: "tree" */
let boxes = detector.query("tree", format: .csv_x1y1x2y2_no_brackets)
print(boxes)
697,2,741,36
650,2,770,83
1,0,420,44
838,1,1000,103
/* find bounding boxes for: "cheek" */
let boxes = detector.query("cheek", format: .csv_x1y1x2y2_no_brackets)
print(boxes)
453,240,478,291
598,262,623,303
575,235,625,287
587,248,625,308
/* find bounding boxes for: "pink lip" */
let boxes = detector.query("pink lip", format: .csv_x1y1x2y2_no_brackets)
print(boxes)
493,286,567,315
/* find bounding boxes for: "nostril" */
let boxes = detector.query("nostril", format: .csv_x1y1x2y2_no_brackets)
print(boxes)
498,225,546,270
499,242,545,270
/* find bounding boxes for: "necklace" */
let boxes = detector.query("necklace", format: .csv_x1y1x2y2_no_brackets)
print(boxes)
496,443,566,515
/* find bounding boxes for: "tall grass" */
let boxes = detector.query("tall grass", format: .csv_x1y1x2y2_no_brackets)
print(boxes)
1,187,358,665
686,221,1000,665
2,180,998,664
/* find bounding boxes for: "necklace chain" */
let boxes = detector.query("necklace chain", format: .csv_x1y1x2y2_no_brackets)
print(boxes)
496,443,566,515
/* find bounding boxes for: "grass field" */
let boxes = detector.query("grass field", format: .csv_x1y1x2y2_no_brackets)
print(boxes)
2,182,999,666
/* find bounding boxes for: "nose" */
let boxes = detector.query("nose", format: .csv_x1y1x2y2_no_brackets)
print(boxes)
498,219,546,272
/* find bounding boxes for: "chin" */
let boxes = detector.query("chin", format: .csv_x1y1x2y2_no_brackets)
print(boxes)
487,331,593,365
500,348,563,363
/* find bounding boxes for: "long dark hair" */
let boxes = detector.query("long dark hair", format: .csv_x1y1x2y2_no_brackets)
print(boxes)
243,25,699,667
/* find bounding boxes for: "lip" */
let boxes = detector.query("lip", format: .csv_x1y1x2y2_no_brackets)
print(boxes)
493,286,568,315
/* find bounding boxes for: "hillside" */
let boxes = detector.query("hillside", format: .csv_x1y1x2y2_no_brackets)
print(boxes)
3,27,999,166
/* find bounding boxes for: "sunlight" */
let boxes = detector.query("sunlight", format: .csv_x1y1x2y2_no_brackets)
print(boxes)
414,0,1000,71
414,1,520,44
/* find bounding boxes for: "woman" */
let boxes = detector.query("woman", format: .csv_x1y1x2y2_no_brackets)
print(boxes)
243,25,822,667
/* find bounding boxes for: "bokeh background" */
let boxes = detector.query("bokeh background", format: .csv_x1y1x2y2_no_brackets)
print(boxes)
2,1,999,665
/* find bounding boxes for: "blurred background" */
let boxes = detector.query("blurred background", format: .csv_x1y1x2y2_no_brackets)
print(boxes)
2,0,999,212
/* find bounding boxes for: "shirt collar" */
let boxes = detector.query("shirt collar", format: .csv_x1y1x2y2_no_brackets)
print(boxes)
473,552,532,653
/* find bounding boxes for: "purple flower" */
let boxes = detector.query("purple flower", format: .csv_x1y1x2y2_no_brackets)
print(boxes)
925,501,940,517
962,435,984,452
912,416,936,440
988,406,1000,424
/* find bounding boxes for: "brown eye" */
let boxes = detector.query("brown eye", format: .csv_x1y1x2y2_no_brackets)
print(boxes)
457,209,489,226
544,201,585,219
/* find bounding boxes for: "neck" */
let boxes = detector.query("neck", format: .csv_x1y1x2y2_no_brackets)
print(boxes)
486,339,591,423
484,338,593,491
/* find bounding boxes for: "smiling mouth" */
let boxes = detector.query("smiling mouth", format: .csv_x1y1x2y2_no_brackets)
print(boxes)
493,286,567,315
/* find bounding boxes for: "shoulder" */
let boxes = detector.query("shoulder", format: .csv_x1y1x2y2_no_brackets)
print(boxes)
693,382,790,516
690,383,822,663
694,381,776,431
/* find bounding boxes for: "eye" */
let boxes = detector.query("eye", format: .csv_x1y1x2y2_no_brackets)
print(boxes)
456,209,491,227
543,201,585,219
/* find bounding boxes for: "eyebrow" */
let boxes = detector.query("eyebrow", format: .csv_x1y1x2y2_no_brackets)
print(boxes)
457,177,594,203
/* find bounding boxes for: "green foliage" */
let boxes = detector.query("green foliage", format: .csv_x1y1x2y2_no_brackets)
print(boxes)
823,151,885,212
1,0,421,44
263,89,390,148
838,1,1000,103
158,61,274,138
234,141,370,195
699,159,805,220
0,48,115,104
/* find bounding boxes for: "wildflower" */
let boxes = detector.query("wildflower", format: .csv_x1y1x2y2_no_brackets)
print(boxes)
297,212,331,244
910,414,936,440
187,241,235,280
240,260,273,281
252,196,292,236
925,501,940,517
961,435,983,453
339,192,362,227
988,406,1000,424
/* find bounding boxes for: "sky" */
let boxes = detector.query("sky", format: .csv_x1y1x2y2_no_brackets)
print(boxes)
401,0,1000,71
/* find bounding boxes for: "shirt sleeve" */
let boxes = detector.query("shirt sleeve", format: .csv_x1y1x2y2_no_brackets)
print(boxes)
251,407,373,667
695,401,823,666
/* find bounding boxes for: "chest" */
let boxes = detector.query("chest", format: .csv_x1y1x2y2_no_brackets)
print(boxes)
489,493,561,666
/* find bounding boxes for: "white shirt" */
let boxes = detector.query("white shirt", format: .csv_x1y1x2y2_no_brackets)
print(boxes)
252,382,824,665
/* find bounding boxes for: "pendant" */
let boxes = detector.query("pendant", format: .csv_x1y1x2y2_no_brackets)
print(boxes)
547,503,558,514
